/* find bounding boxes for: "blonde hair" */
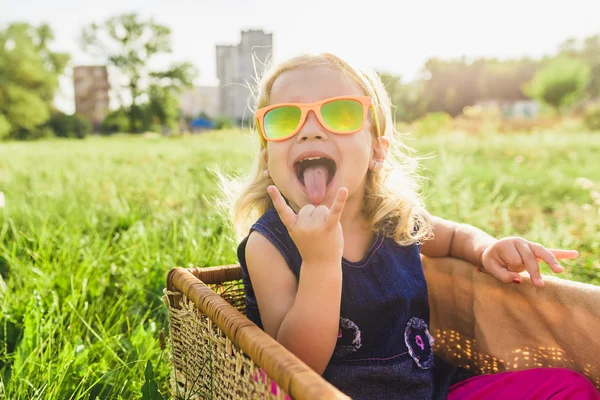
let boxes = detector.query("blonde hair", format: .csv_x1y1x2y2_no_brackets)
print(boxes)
219,53,432,246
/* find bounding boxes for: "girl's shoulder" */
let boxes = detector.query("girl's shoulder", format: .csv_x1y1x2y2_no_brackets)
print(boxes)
252,207,281,229
251,207,291,246
238,207,301,276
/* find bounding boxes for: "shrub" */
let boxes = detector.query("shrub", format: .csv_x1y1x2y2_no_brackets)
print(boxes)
523,56,591,112
412,112,452,135
12,126,55,141
213,116,235,130
0,115,11,140
101,109,129,134
584,103,600,131
47,112,92,139
497,117,557,134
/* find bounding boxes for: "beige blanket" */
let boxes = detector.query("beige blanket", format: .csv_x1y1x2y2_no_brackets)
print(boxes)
423,255,600,389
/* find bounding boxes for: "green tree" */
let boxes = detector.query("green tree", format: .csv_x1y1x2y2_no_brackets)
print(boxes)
81,13,197,133
0,23,69,139
0,115,11,140
559,34,600,98
100,108,129,134
583,35,600,98
420,57,539,117
379,73,427,122
524,56,591,111
477,58,539,101
421,57,486,116
144,85,179,133
145,62,196,132
584,103,600,131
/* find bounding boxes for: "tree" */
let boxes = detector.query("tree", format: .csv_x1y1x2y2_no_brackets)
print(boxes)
0,23,69,139
477,58,539,101
81,13,197,133
559,34,600,98
144,85,179,133
379,73,427,123
524,56,591,111
582,35,600,98
145,62,196,132
421,57,485,117
0,115,11,140
100,108,129,134
420,57,540,117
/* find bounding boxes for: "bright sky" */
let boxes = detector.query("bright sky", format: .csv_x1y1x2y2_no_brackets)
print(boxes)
2,0,599,113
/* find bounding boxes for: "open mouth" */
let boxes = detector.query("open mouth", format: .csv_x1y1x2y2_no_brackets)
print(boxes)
294,156,337,186
293,156,337,204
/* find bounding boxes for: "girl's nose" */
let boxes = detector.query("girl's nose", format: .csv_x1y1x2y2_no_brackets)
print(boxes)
297,110,329,142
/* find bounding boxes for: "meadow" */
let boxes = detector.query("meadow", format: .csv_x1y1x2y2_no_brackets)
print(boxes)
1,129,599,398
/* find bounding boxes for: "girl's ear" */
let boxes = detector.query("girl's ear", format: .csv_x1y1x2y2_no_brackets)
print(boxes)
261,148,269,165
370,136,389,170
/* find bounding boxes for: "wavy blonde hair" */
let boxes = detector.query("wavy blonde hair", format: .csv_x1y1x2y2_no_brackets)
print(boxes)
219,53,432,246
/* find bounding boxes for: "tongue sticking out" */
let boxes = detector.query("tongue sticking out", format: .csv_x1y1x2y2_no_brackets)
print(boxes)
303,165,329,204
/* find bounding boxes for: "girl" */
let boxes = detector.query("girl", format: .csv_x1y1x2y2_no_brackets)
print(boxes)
226,53,599,399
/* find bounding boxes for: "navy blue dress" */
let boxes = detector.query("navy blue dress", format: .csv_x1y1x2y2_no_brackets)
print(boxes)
237,207,471,399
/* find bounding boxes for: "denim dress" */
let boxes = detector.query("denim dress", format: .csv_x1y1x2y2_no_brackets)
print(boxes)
237,208,471,399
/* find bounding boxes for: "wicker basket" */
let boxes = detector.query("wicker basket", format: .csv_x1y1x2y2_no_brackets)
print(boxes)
164,256,600,399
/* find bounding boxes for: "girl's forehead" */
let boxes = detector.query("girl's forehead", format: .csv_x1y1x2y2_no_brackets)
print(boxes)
269,66,366,104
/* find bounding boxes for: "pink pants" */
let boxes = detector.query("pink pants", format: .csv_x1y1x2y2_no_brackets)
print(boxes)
448,368,600,400
256,367,599,399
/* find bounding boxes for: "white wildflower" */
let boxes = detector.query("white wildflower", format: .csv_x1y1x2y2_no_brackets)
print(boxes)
0,192,4,208
575,177,594,190
591,190,600,205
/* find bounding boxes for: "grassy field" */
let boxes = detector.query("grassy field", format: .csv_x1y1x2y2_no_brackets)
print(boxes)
1,129,599,398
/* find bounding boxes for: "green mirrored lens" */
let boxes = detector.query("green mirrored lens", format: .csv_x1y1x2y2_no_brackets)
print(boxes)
321,100,363,132
264,106,301,139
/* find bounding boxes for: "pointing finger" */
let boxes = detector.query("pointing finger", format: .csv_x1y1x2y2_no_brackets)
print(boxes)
267,186,297,229
548,249,579,260
325,187,348,227
529,243,564,274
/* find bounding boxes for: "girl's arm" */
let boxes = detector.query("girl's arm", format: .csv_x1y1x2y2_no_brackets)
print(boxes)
245,231,342,375
419,214,578,286
418,215,496,267
245,186,348,375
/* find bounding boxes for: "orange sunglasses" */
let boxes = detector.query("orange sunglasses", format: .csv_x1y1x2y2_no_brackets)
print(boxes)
255,95,381,145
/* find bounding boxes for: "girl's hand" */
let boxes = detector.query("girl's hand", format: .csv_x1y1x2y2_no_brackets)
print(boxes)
267,185,348,266
481,237,579,287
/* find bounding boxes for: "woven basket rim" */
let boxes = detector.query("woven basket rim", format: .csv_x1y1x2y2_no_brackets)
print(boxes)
166,266,349,400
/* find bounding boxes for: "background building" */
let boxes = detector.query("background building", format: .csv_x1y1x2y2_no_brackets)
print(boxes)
73,66,110,130
216,29,272,122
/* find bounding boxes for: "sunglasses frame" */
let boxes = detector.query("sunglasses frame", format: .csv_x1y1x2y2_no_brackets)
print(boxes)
255,95,382,145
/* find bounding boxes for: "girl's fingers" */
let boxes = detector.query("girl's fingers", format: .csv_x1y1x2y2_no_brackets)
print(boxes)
548,249,579,260
516,242,544,286
326,187,348,227
498,245,523,268
529,243,564,273
486,258,523,284
267,186,297,229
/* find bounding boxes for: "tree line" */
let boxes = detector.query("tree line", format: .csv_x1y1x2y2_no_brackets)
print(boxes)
380,34,599,123
0,13,196,140
1,13,599,140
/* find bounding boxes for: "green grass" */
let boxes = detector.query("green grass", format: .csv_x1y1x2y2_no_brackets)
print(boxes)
0,130,599,398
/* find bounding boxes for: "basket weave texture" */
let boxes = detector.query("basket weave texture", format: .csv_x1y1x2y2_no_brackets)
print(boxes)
165,257,600,399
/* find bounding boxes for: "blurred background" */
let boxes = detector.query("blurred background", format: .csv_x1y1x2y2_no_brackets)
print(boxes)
1,0,600,137
1,1,599,399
